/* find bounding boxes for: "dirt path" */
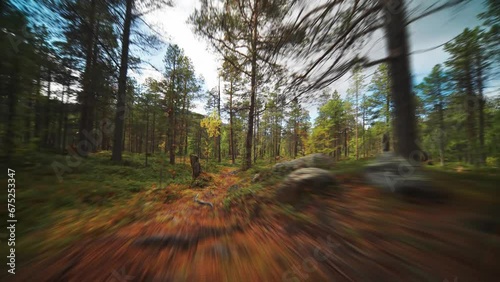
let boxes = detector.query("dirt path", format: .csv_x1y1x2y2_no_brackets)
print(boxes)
15,168,297,281
13,169,500,282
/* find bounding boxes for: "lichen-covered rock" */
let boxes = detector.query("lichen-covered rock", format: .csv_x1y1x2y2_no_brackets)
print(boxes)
272,153,334,176
251,173,262,183
276,168,337,204
364,152,445,200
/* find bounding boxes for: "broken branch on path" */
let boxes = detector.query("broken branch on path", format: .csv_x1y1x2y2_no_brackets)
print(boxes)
194,194,214,208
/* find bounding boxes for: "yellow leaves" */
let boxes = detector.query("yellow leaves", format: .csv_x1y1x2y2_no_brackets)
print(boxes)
158,141,166,150
200,111,222,138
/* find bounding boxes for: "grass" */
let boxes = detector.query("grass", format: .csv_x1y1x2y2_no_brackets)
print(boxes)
0,150,196,263
2,150,499,272
330,157,373,174
223,183,265,211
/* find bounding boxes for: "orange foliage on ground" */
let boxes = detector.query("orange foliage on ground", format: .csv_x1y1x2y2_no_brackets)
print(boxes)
12,168,500,282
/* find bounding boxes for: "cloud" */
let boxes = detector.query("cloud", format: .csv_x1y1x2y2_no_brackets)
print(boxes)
132,0,490,120
141,0,220,91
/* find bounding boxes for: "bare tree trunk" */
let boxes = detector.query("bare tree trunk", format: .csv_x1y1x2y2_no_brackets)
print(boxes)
476,54,485,165
465,67,476,165
152,100,156,154
355,83,359,160
111,0,133,162
34,70,42,141
383,0,419,160
62,85,69,154
217,75,221,163
168,57,177,165
79,0,97,156
171,105,177,164
57,87,65,151
344,128,348,158
229,80,235,164
244,0,259,170
44,68,52,147
438,102,445,166
145,103,149,166
5,60,19,162
362,94,366,158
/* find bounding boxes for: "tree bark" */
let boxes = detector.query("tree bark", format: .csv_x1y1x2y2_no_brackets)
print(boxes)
44,68,52,147
229,79,235,164
111,0,133,162
190,155,202,179
244,0,259,170
217,75,221,163
79,0,97,156
465,66,476,164
5,58,19,162
355,82,359,160
383,0,419,160
476,53,485,165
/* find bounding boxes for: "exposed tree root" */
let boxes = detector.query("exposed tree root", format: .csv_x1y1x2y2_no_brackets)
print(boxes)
194,193,214,208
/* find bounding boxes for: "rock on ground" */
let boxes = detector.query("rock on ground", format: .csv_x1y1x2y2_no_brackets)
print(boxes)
276,168,337,204
272,153,335,176
364,152,446,200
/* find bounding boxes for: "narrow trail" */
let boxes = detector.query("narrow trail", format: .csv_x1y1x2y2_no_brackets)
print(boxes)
14,169,500,281
16,168,305,281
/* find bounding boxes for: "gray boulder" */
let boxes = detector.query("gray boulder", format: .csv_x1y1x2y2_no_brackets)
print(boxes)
272,153,334,175
364,152,445,200
251,173,262,183
276,168,337,204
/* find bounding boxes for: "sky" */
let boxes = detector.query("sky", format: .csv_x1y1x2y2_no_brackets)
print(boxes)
130,0,495,120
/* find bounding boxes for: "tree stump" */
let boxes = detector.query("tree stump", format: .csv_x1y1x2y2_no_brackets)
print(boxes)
190,155,202,179
382,133,390,152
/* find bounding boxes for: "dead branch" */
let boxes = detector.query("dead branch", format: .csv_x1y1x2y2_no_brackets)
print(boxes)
194,194,214,208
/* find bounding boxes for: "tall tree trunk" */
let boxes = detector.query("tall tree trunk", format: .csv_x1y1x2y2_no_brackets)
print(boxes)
88,22,100,152
438,101,445,166
44,68,52,147
168,55,177,165
62,85,70,154
181,80,188,161
476,54,485,165
129,111,133,152
111,0,133,162
185,102,190,158
344,128,348,158
465,67,476,165
254,106,259,163
171,103,177,164
229,80,235,164
383,0,419,160
244,0,259,170
362,94,366,158
5,60,19,162
217,75,221,163
152,99,156,154
145,106,149,166
57,87,65,152
24,83,33,143
355,83,359,160
79,0,97,156
34,67,42,140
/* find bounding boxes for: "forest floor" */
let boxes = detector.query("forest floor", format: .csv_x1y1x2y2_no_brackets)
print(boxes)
2,152,500,282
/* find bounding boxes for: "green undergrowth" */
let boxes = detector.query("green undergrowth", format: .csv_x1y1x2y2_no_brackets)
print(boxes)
223,182,266,211
0,150,204,264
